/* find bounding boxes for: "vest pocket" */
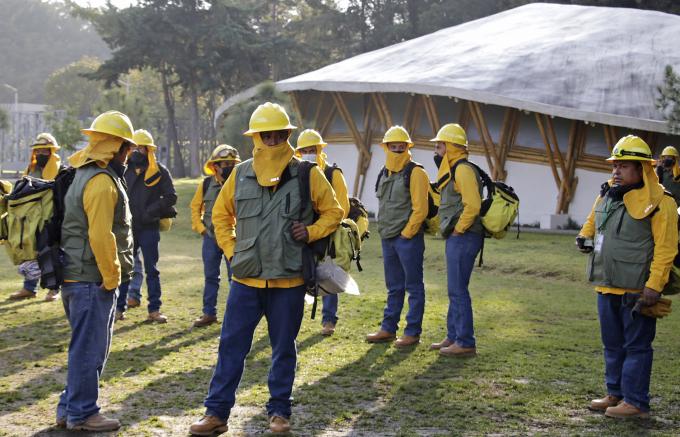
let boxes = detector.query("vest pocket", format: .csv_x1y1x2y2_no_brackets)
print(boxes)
609,248,650,290
231,236,262,278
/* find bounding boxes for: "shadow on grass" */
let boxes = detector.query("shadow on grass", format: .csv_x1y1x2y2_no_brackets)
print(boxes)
0,298,49,313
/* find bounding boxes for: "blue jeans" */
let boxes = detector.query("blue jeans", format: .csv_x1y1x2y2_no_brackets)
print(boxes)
321,295,338,325
117,228,162,313
598,293,657,412
204,281,306,420
24,278,38,293
380,233,425,337
126,252,144,301
56,282,117,425
202,234,231,317
445,232,483,348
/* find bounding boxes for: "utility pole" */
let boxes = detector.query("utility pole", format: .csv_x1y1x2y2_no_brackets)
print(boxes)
2,83,18,176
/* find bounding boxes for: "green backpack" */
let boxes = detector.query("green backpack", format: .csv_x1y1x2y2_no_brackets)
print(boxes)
0,180,12,243
327,218,363,273
5,177,55,265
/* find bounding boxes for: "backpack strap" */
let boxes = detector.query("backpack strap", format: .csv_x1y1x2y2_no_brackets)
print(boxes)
201,176,212,199
402,161,422,188
296,159,322,320
323,164,341,184
374,166,387,193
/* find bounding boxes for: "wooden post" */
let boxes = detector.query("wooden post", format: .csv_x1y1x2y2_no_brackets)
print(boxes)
289,92,305,127
332,92,372,196
535,113,562,192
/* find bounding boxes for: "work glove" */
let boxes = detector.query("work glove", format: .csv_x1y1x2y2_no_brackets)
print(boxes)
640,297,672,319
575,236,593,253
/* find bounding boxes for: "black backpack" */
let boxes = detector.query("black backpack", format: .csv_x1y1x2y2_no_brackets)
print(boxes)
375,161,438,219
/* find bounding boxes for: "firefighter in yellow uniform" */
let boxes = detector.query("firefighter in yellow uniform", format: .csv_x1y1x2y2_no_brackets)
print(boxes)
190,103,343,435
366,126,429,348
10,132,64,301
295,128,350,336
190,144,241,327
655,145,680,205
577,135,677,419
56,111,135,431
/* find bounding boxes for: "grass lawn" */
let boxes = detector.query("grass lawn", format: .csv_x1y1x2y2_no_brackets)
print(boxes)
1,177,679,436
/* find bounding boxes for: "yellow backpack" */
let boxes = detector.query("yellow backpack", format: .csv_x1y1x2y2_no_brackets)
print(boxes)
0,180,12,243
328,218,363,272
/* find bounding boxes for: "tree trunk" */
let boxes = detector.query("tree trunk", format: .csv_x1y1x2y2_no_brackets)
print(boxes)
188,82,201,178
160,68,185,177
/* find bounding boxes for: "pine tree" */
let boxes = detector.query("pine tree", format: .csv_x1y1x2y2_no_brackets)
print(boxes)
657,65,680,135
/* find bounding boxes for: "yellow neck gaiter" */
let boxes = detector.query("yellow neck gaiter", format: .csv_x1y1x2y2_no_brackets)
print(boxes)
673,162,680,179
435,143,468,191
621,161,666,219
382,145,411,173
69,133,123,169
252,134,294,187
144,147,161,187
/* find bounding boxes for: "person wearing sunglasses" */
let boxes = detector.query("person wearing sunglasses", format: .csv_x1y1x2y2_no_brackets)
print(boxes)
190,102,343,435
576,135,678,419
190,144,241,327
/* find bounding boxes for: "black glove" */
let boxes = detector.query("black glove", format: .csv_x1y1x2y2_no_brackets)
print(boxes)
575,236,593,253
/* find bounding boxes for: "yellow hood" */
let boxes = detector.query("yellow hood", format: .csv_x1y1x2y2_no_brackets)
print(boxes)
252,133,294,187
25,146,61,180
69,132,123,169
142,145,161,187
435,143,469,191
382,145,411,173
615,161,666,219
294,144,327,169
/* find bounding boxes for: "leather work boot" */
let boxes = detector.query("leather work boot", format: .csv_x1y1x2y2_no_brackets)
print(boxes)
430,338,453,350
115,311,126,321
394,335,420,348
605,401,650,419
321,322,336,336
269,415,291,433
44,290,60,302
589,394,621,412
56,417,66,428
439,343,477,357
189,415,228,436
9,288,36,300
148,311,168,323
193,314,218,327
68,413,121,431
365,330,396,343
127,297,140,308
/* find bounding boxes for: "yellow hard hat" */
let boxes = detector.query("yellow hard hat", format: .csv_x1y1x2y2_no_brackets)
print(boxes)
243,102,296,136
661,146,679,157
296,129,327,150
430,123,467,147
132,129,156,149
204,144,241,175
607,135,653,161
31,132,60,150
81,110,136,145
382,125,413,147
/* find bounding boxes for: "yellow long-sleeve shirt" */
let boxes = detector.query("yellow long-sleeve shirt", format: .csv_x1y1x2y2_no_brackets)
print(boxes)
212,164,343,288
83,173,122,291
398,165,429,239
579,193,678,294
330,168,350,219
452,163,483,234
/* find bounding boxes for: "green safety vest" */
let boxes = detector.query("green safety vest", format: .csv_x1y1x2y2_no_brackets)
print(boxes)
62,164,134,284
201,177,221,238
587,196,654,290
230,159,314,280
659,168,680,206
438,162,484,237
376,168,414,239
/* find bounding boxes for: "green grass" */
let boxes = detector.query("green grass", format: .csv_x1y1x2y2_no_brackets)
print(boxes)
1,178,679,435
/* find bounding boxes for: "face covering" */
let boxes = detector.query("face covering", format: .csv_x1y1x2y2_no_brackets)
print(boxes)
433,154,443,169
383,147,411,173
108,159,126,178
128,151,148,167
663,158,675,168
220,166,233,181
252,133,294,187
35,154,50,168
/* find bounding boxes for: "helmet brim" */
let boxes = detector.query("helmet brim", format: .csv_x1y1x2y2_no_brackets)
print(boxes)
243,124,297,137
81,128,138,146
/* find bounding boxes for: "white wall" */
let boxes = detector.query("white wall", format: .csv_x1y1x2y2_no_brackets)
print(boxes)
323,143,609,225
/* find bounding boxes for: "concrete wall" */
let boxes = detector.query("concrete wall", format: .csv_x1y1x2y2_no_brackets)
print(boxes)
323,143,609,225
